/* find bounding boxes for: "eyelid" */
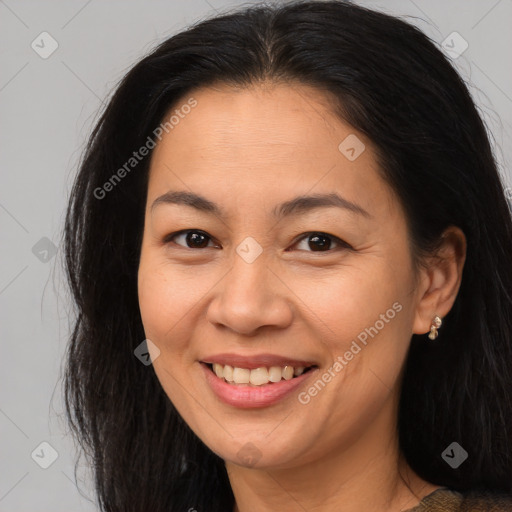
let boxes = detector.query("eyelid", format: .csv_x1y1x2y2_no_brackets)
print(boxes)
163,229,219,248
291,231,353,251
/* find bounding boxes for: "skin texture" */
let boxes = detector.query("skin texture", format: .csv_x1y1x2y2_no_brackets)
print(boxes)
137,82,466,512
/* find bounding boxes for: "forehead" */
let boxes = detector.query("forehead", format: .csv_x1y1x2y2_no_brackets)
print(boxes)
146,82,396,221
152,82,346,163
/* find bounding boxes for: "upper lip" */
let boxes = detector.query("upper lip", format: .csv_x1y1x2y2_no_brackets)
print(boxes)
200,353,318,369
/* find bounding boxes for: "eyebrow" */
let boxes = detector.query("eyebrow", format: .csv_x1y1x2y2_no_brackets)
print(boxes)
151,190,371,219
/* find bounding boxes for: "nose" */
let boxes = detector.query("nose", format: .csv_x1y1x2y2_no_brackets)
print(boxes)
206,250,293,336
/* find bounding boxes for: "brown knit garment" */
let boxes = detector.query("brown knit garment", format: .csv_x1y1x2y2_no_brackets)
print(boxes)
404,487,512,511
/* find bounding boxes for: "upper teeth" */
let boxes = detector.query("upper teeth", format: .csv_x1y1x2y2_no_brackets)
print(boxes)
212,363,307,386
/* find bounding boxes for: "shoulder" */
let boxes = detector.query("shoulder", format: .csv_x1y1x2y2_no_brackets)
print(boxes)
459,489,512,511
407,487,512,511
406,488,463,511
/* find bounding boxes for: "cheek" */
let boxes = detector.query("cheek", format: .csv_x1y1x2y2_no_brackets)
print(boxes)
138,265,170,333
137,256,190,348
294,263,406,344
137,252,218,355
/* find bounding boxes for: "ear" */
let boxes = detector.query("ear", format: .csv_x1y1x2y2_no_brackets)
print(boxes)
412,226,467,335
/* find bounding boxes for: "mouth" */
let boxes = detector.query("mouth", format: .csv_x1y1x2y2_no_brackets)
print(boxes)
199,360,319,408
203,362,318,386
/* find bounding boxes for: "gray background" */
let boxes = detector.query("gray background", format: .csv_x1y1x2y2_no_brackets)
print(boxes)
1,0,511,510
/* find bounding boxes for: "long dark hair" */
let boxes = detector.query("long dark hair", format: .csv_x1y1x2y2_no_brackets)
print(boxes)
62,1,512,510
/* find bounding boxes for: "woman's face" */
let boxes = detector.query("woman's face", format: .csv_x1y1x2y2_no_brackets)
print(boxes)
137,82,424,470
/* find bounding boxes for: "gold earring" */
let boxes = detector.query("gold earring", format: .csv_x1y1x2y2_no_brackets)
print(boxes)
428,315,442,340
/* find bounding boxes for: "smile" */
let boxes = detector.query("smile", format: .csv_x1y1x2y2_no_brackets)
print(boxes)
200,361,319,408
207,362,315,386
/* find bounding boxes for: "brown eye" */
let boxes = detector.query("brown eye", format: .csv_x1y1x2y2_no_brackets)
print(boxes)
307,234,331,251
164,230,216,249
293,232,351,252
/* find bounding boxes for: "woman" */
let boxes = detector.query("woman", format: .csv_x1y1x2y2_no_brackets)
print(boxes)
62,1,512,511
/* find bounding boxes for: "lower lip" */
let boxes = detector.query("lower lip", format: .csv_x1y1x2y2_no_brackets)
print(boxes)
201,362,318,408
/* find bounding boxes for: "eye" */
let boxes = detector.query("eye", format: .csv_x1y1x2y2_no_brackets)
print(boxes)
163,229,218,249
163,230,352,253
291,232,352,253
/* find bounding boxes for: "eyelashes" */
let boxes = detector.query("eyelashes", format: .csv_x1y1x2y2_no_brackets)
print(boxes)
162,229,353,253
163,230,217,249
291,232,352,252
